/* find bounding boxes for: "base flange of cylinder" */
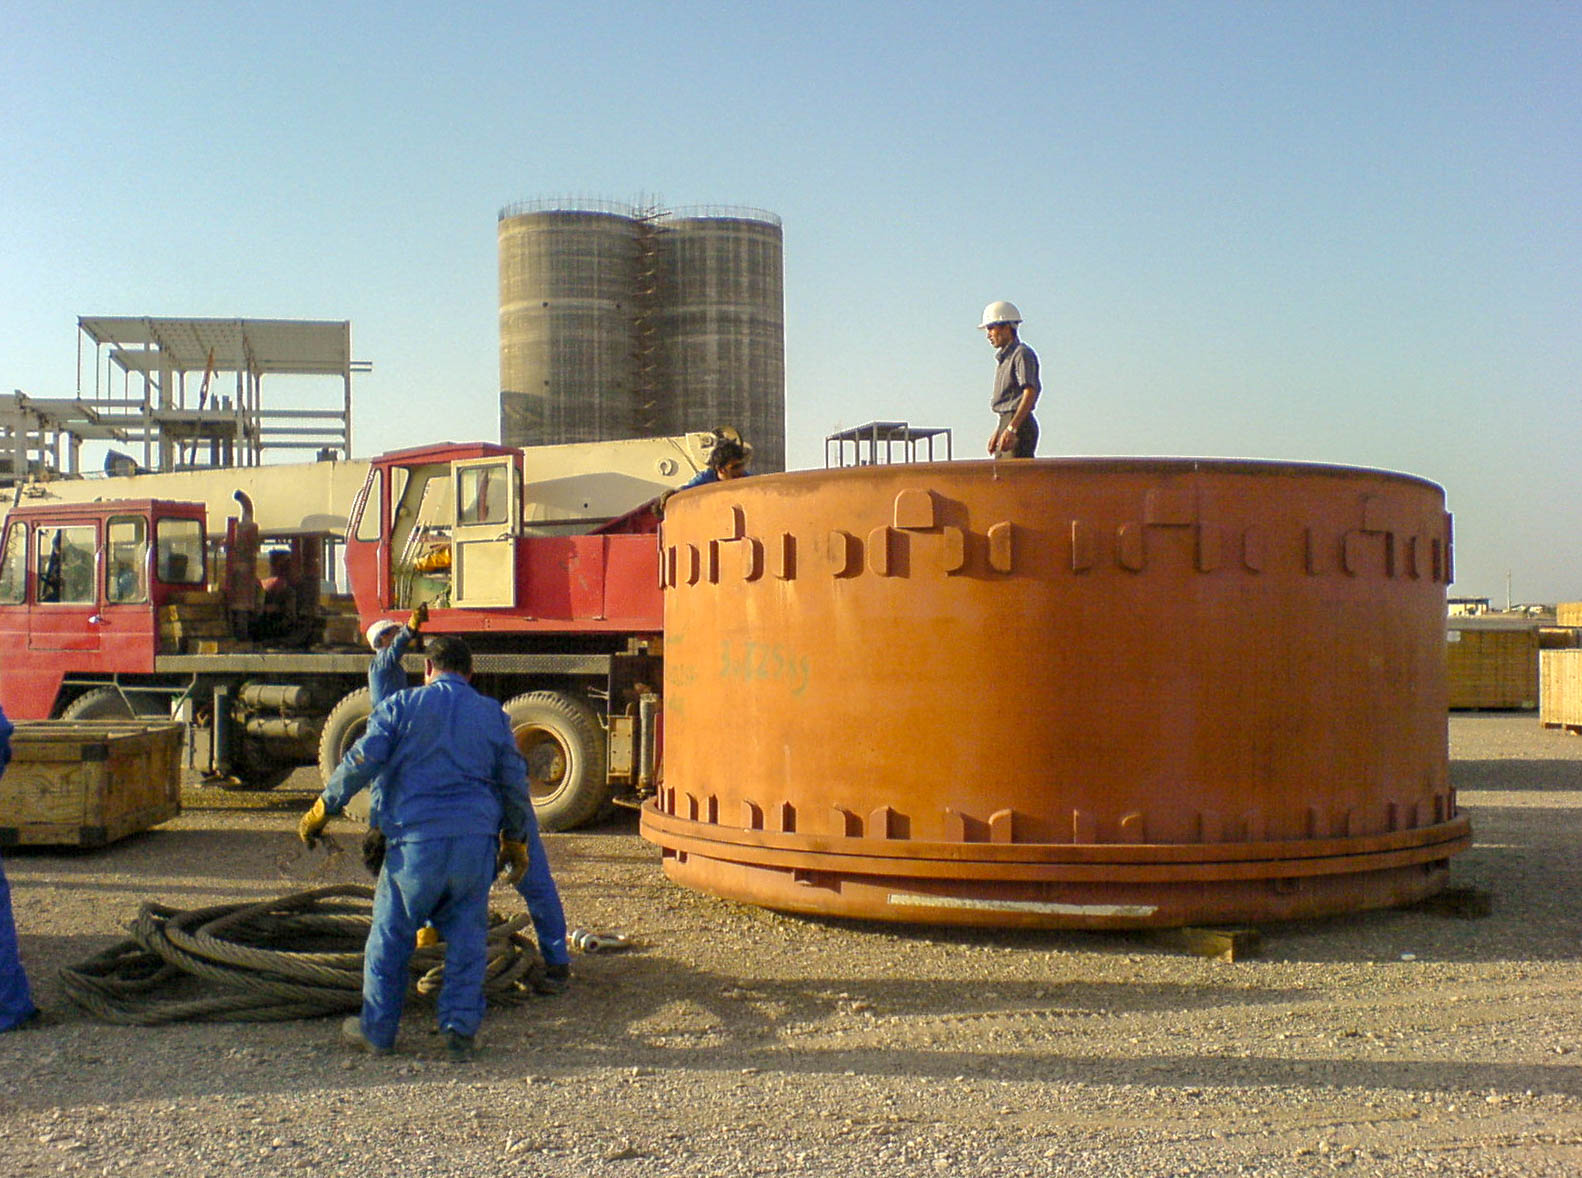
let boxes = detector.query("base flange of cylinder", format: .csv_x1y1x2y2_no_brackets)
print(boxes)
641,803,1472,929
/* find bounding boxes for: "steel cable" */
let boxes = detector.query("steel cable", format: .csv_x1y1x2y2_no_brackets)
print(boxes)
59,884,541,1026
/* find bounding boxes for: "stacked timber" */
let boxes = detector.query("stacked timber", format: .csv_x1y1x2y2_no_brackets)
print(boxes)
1446,616,1540,710
1541,604,1582,732
0,721,183,847
158,592,246,654
1541,649,1582,733
321,595,363,646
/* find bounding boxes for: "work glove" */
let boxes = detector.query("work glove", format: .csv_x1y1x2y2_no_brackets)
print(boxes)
496,837,530,886
298,798,331,848
415,925,441,949
407,601,429,631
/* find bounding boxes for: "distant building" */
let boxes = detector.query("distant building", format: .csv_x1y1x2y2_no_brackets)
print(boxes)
498,200,785,471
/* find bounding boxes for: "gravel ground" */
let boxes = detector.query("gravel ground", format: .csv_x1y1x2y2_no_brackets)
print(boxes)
3,712,1581,1177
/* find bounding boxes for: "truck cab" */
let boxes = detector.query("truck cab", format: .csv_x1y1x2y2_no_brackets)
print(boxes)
344,440,665,629
0,499,207,718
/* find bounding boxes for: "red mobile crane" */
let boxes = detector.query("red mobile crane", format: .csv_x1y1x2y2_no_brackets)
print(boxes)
0,433,716,830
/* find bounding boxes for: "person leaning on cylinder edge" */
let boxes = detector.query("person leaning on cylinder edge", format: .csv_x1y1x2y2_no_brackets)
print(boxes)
655,435,753,515
981,300,1041,458
298,634,533,1062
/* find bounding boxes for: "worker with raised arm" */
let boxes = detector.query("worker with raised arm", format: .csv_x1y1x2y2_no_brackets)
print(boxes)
980,301,1041,458
298,635,531,1061
361,602,426,870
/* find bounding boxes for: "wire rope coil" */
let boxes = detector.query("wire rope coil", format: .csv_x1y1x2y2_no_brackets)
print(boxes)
60,884,538,1025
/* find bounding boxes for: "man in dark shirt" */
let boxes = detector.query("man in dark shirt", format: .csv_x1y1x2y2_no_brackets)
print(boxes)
980,300,1041,459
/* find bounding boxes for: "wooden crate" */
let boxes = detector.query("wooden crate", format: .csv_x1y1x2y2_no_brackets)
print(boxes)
1446,622,1539,710
1557,602,1582,628
1541,649,1582,732
0,722,184,847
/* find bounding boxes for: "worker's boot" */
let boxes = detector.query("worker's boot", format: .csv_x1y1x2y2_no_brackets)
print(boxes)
444,1028,476,1063
531,962,570,996
340,1016,390,1056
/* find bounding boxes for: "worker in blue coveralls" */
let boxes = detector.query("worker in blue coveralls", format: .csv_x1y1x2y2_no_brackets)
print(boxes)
363,602,427,827
1,703,40,1032
368,607,572,995
298,635,531,1062
654,435,753,517
678,436,752,490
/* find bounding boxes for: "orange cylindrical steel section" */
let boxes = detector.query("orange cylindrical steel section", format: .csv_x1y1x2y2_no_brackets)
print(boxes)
640,458,1469,927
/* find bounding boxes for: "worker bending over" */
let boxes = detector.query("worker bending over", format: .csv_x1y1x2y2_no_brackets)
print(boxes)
300,635,532,1061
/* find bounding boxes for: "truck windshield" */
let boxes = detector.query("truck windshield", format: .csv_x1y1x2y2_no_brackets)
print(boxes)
156,518,206,585
35,525,96,604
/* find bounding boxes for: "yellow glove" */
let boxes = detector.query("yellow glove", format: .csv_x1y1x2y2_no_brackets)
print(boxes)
407,601,429,630
415,925,441,949
496,837,530,886
298,798,330,847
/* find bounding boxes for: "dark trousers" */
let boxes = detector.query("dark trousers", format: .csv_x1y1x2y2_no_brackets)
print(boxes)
998,412,1039,458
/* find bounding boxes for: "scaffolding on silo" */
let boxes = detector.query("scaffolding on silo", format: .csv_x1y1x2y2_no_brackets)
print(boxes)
497,199,785,469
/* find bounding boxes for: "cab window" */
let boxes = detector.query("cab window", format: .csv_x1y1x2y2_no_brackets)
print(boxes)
155,518,206,585
0,522,25,604
352,468,384,543
457,462,510,526
36,525,97,604
106,516,150,603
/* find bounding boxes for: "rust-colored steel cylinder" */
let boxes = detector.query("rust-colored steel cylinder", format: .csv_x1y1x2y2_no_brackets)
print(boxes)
641,458,1470,928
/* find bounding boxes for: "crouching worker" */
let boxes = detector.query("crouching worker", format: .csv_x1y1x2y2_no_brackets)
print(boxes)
299,635,531,1062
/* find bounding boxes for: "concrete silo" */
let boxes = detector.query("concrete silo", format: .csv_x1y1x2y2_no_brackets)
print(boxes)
498,202,646,448
498,200,785,469
654,209,785,471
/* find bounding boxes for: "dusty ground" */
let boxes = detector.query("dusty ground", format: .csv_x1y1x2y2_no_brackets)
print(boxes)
2,712,1581,1177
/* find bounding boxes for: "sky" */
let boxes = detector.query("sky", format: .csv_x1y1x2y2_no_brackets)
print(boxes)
1,1,1577,604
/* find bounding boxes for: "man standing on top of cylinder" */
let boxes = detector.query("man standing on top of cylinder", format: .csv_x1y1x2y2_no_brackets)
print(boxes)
981,300,1041,458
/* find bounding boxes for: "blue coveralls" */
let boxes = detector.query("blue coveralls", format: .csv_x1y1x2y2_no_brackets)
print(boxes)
369,625,416,707
320,673,530,1050
515,801,569,969
372,628,568,968
365,624,417,826
0,705,39,1032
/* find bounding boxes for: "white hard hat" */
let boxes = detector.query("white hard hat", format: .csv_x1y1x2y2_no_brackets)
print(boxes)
365,619,401,650
979,300,1022,329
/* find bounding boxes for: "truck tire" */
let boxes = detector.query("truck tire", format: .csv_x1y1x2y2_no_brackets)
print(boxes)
317,688,373,783
61,687,134,720
60,687,164,720
503,691,609,832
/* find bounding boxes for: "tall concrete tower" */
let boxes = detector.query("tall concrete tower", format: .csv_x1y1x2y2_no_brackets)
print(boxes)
498,200,785,471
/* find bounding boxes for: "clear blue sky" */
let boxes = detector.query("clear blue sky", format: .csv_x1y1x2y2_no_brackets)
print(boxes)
2,1,1577,603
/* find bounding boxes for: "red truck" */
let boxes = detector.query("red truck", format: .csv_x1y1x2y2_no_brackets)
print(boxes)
0,434,713,830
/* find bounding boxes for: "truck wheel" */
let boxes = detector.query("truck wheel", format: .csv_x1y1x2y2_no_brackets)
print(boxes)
503,691,609,832
318,688,373,783
60,687,158,720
